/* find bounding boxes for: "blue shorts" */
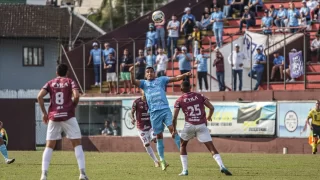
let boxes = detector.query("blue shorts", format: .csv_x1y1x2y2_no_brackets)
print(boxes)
150,108,173,135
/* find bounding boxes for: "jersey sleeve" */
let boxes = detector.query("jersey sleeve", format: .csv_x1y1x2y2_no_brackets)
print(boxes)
42,82,50,92
174,98,181,109
201,94,209,103
71,80,79,90
160,76,170,86
139,80,146,89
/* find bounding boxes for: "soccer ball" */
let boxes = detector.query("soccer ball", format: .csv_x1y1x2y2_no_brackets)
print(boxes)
152,10,165,23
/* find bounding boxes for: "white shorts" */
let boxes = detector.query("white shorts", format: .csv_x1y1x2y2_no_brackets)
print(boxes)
138,129,156,146
46,117,82,140
179,122,212,143
106,72,117,82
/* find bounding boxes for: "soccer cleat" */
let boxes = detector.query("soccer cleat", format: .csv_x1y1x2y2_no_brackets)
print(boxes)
79,174,89,180
160,160,169,171
40,171,47,180
220,167,232,176
5,158,15,164
179,170,189,176
154,161,160,167
312,145,317,154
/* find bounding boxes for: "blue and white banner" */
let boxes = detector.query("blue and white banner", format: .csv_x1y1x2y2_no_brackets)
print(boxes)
289,51,304,79
278,102,314,138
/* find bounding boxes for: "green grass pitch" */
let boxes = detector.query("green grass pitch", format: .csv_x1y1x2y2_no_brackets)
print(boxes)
0,151,319,180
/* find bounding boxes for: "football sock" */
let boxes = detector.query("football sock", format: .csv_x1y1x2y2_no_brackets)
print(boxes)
180,155,188,171
174,134,181,150
74,145,86,174
0,144,8,160
157,139,165,161
213,154,225,168
42,147,53,171
146,146,159,162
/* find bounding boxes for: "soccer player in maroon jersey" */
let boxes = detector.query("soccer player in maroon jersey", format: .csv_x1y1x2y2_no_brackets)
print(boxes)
131,89,160,167
173,81,232,176
37,64,89,180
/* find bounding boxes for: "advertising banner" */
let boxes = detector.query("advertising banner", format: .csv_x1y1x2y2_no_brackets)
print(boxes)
122,98,276,136
278,102,314,138
289,51,304,78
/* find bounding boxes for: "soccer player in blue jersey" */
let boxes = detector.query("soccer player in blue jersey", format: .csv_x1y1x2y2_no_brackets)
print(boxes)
129,66,191,170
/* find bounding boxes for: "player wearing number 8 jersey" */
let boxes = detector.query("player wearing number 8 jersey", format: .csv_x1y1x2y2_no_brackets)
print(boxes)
131,89,160,167
173,81,232,176
37,64,88,180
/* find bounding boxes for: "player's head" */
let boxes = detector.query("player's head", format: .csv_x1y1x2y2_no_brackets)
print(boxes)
56,63,68,77
0,121,2,129
181,81,191,93
316,100,320,110
145,66,156,80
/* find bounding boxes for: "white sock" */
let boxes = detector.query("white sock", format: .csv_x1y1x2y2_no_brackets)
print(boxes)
145,146,159,163
74,145,86,174
42,147,53,172
213,154,224,168
180,155,188,171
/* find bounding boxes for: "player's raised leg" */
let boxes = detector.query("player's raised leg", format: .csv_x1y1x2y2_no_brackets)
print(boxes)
138,130,159,167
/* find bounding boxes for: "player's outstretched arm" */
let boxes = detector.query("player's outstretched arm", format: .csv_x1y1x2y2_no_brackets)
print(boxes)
204,100,214,121
129,66,141,87
37,89,49,124
73,89,80,108
168,72,192,83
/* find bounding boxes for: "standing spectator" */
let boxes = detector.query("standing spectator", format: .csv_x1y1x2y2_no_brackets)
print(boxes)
239,6,255,33
307,0,318,21
167,14,180,59
311,34,320,62
120,49,134,94
210,5,224,48
300,1,311,27
261,10,273,35
198,13,212,31
275,4,288,32
228,44,247,91
181,7,196,48
111,120,121,136
103,42,116,61
286,2,300,33
248,48,266,91
173,46,192,83
134,49,146,93
268,5,278,22
181,18,195,52
213,48,225,91
104,53,117,94
189,26,202,56
87,42,102,86
248,0,263,16
196,48,210,92
270,52,285,81
154,16,166,50
155,48,169,77
145,24,158,53
145,48,157,69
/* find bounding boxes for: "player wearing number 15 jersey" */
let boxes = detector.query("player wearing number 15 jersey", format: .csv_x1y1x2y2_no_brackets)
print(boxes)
131,89,159,167
37,64,89,180
173,81,232,176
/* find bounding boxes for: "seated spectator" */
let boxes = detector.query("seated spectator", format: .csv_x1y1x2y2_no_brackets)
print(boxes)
210,0,225,14
285,2,300,33
87,42,102,86
248,47,266,90
101,120,112,135
166,14,180,59
269,5,278,22
261,10,273,35
202,6,211,20
104,53,117,94
196,48,210,92
173,46,192,83
120,49,134,94
181,18,195,52
228,44,247,91
270,52,285,81
210,5,224,48
103,42,116,61
197,12,212,31
213,48,226,91
239,6,256,33
111,120,121,136
311,34,320,62
275,4,288,32
145,24,158,54
300,1,311,28
145,48,157,69
189,26,202,56
307,0,318,21
248,0,263,16
155,48,169,77
224,0,245,18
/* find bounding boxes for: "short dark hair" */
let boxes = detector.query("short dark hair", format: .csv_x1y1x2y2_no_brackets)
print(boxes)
181,80,191,89
57,63,68,76
172,14,177,17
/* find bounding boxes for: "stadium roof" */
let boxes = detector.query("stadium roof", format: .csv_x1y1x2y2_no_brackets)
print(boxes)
0,4,102,38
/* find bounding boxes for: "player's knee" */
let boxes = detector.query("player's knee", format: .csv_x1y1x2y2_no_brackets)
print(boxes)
46,140,56,149
71,139,82,148
144,143,150,147
156,133,163,139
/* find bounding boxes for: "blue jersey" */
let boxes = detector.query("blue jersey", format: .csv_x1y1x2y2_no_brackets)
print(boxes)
103,48,115,60
210,11,224,29
146,55,156,67
181,14,196,24
300,7,310,19
277,9,287,19
139,76,170,112
146,31,158,47
253,53,266,71
196,54,209,72
288,9,300,26
177,53,192,71
90,48,102,65
262,16,273,33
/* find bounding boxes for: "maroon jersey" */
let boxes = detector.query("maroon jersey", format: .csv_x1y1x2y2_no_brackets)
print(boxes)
174,92,208,125
42,77,78,121
132,98,151,131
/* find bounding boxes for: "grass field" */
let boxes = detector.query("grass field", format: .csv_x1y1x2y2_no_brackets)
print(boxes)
0,151,320,180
